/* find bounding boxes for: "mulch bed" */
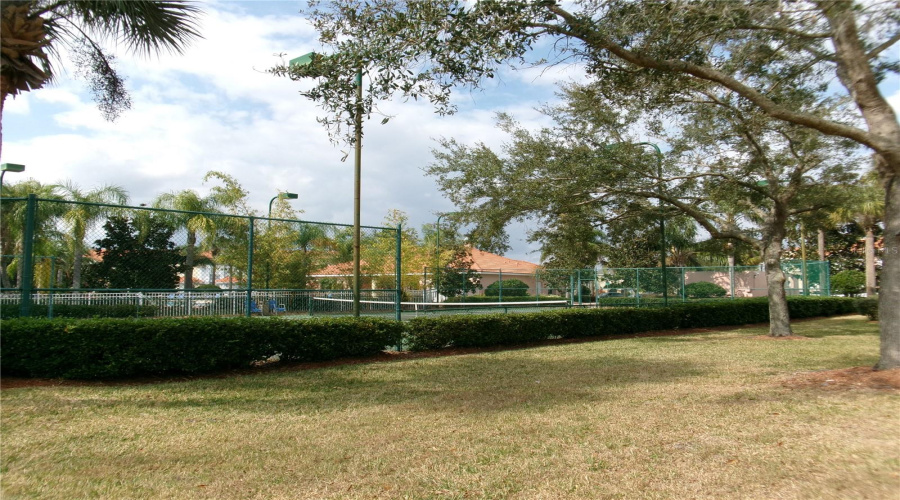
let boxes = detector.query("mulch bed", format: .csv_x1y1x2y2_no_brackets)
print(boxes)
782,366,900,392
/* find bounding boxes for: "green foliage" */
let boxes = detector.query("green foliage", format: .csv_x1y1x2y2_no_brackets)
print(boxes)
0,316,403,379
684,282,727,298
0,303,157,319
82,215,184,289
434,247,482,298
444,295,564,303
195,284,222,291
1,1,202,120
831,270,866,297
484,279,529,297
855,298,879,321
403,297,857,351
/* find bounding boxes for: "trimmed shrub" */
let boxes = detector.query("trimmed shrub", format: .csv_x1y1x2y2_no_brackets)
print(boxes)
0,316,403,379
444,295,565,303
403,297,857,351
684,281,727,298
831,270,866,296
484,279,530,297
855,298,878,321
1,303,158,319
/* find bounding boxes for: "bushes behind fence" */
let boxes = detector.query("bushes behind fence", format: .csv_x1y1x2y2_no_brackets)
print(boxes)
0,316,403,379
0,303,158,319
404,297,858,351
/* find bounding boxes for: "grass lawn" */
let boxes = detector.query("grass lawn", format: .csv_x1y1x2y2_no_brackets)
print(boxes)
2,315,898,499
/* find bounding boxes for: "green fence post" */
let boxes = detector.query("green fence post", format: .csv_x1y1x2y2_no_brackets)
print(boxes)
48,255,56,318
681,267,686,303
395,224,402,322
498,269,503,303
577,269,582,305
635,268,641,307
246,217,255,317
19,194,37,318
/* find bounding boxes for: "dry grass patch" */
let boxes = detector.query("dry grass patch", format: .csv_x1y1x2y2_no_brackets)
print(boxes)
2,315,898,499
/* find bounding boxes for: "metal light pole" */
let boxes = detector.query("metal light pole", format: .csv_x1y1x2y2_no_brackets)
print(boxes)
1,163,25,191
636,142,668,307
434,212,460,300
268,192,299,220
604,143,667,305
290,52,363,317
265,191,299,289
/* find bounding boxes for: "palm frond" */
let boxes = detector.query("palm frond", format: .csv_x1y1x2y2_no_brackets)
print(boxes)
63,0,202,56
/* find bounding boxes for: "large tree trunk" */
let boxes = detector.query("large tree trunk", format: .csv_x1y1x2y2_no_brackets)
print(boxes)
864,225,877,297
825,2,900,369
763,241,794,337
184,231,196,290
817,229,826,262
877,173,900,369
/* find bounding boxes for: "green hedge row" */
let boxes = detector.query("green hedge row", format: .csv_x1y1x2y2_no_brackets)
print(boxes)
444,295,566,303
0,296,859,379
0,303,158,319
1,316,403,379
404,297,858,351
855,298,878,320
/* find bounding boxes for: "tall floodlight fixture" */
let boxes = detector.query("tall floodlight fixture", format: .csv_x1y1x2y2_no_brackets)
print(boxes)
291,52,364,317
435,211,461,300
0,163,25,190
266,191,299,289
268,191,299,219
604,143,667,305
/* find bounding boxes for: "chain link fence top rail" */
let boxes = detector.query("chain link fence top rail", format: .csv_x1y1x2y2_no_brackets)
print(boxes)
1,196,400,318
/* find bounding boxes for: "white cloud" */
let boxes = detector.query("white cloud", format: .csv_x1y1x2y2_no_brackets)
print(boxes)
1,1,586,263
3,93,30,114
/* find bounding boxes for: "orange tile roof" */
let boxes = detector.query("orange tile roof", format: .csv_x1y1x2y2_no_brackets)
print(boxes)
467,248,539,273
312,260,370,276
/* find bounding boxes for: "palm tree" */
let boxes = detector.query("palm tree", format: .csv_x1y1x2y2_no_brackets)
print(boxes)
0,0,202,158
153,189,219,290
57,181,128,289
0,178,64,288
829,172,884,296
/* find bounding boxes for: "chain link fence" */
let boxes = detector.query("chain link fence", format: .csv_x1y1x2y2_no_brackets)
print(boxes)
1,196,401,319
410,262,830,308
1,195,832,318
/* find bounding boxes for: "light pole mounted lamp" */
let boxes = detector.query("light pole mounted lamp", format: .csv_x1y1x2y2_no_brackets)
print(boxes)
291,52,364,317
268,191,299,219
1,163,25,191
265,191,299,289
604,143,667,306
435,211,461,300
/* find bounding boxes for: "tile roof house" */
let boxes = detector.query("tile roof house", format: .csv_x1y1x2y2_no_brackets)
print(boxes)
463,248,546,295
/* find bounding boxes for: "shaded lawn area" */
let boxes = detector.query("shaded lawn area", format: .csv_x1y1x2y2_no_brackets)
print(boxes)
1,316,898,499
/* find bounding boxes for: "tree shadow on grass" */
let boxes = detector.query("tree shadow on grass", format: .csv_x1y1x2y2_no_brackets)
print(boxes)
24,354,711,417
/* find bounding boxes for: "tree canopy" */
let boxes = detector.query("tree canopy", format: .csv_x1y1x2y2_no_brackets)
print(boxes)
273,0,899,367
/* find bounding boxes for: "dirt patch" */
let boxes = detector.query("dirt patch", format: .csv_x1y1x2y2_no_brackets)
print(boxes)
782,367,900,392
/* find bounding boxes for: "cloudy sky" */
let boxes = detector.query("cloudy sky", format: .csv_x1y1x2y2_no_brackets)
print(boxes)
2,0,589,262
3,1,899,263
